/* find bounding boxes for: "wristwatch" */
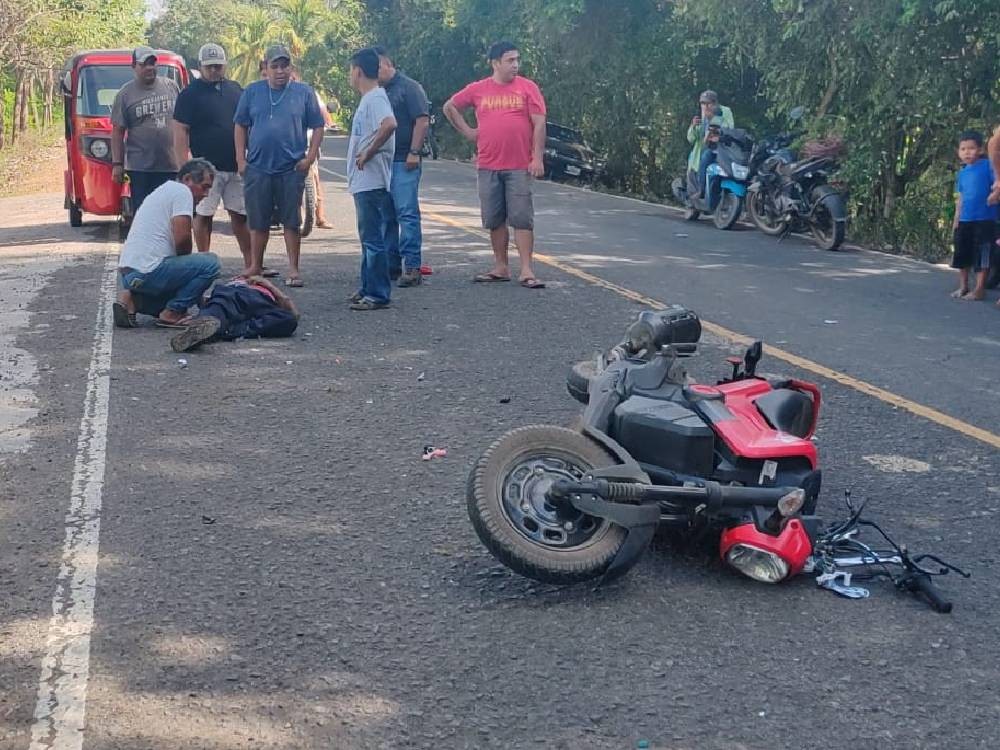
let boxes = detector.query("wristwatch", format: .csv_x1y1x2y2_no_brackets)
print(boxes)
408,149,422,156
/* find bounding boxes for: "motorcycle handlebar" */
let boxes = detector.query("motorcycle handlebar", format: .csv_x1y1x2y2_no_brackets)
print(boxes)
903,573,953,614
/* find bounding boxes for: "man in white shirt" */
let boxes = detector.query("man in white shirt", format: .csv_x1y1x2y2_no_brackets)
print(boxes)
113,158,222,327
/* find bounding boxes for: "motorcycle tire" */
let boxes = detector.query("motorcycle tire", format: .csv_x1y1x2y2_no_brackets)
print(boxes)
300,170,316,238
747,188,786,236
810,190,846,251
713,192,743,230
467,425,627,585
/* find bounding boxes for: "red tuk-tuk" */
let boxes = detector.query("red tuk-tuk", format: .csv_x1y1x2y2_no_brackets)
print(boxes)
61,49,188,233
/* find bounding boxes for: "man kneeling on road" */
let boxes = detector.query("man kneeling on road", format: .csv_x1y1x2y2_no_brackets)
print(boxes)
169,276,299,352
113,158,222,328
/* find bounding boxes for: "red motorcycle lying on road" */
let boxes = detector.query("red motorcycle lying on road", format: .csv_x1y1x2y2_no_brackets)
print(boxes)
467,307,967,611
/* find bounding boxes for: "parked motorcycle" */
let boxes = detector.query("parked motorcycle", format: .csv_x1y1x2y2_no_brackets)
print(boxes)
672,126,754,230
467,308,966,610
747,133,848,251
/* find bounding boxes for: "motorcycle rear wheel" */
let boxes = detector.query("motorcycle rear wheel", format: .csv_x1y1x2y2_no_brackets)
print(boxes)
810,194,845,251
299,168,316,238
747,189,786,236
467,425,626,584
713,192,743,230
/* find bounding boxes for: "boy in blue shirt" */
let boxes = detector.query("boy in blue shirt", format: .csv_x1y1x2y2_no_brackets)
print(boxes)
952,130,997,301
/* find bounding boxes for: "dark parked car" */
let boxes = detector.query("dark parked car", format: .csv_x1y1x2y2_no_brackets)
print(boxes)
543,122,604,183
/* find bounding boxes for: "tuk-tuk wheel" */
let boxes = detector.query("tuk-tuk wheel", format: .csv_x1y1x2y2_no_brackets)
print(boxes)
117,220,131,242
69,203,82,228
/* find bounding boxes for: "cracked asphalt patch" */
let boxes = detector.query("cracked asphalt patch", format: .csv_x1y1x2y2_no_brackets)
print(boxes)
2,164,999,749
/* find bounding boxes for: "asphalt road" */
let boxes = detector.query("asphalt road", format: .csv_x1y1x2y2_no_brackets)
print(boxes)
1,136,999,750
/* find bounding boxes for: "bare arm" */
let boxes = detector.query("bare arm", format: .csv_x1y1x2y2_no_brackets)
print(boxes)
411,115,429,152
171,215,193,255
248,276,300,319
234,124,248,175
356,116,397,169
443,99,477,143
988,125,1000,203
111,125,126,182
529,113,546,178
954,194,962,228
172,121,191,168
296,126,325,172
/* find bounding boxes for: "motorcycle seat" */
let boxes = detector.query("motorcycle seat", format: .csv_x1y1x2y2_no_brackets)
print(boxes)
753,388,814,439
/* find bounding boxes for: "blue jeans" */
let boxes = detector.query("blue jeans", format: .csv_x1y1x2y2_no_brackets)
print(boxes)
121,253,221,315
385,162,423,274
354,189,394,305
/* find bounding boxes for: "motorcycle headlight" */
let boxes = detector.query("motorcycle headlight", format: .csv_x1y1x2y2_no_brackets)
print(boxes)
89,138,109,159
732,163,749,179
725,543,789,584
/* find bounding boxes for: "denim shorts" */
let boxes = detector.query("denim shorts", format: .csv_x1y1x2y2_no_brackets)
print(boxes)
477,169,534,230
243,165,306,232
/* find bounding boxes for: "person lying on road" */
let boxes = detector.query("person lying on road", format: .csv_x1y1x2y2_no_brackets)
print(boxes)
170,276,299,352
113,158,221,329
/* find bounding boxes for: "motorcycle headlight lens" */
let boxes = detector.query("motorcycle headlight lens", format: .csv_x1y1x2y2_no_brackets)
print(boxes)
725,543,789,584
732,164,749,179
90,139,109,159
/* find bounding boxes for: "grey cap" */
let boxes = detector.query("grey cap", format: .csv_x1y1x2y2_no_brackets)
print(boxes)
264,44,292,64
699,90,719,104
132,46,157,65
198,43,227,65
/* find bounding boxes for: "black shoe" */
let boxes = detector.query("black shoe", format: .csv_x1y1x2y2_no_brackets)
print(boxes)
170,317,221,352
349,299,389,311
398,269,422,287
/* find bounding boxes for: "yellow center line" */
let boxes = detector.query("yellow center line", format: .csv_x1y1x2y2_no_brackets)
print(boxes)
425,209,1000,451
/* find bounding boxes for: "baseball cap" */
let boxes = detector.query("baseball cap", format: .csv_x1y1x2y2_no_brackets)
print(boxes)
198,43,227,65
132,46,157,65
264,44,292,64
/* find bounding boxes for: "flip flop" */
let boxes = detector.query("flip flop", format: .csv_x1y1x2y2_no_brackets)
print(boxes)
520,278,546,289
285,277,305,288
473,272,511,283
112,302,136,329
155,318,188,329
261,268,281,278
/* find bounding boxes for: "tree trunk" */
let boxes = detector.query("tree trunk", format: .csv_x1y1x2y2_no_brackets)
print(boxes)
30,74,41,129
17,73,29,132
10,70,23,145
0,87,6,149
44,68,54,126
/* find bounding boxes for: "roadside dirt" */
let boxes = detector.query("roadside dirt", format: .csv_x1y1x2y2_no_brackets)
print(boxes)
0,131,64,198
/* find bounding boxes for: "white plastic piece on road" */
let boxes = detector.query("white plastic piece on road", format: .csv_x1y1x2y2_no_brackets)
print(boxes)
29,246,117,750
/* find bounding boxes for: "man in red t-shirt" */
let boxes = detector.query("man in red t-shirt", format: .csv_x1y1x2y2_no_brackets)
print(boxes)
444,41,547,289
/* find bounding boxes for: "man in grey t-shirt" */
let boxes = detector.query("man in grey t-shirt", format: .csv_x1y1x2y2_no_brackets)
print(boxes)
111,46,180,214
346,48,397,311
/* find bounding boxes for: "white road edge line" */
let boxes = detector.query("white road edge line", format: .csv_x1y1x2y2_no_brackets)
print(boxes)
29,245,118,750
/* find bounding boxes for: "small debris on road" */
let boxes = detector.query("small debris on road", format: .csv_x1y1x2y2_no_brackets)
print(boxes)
823,320,838,324
422,446,447,461
499,396,511,404
177,358,188,369
201,515,216,524
674,233,689,238
417,372,425,382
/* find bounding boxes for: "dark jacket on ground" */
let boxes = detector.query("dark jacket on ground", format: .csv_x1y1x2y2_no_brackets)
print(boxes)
201,283,297,340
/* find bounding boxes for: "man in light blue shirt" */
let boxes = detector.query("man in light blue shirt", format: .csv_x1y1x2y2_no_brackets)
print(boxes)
234,44,324,286
345,47,397,310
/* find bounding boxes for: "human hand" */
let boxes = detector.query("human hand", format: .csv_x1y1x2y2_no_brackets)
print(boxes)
692,115,701,128
295,156,314,173
355,150,369,170
463,127,478,144
237,160,246,177
405,153,420,171
529,157,545,179
112,165,124,184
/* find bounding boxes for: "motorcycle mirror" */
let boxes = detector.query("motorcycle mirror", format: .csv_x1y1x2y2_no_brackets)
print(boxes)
788,106,805,121
744,341,763,377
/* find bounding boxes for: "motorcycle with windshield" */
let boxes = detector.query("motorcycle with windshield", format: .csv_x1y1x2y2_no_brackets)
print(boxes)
672,124,754,230
746,108,848,251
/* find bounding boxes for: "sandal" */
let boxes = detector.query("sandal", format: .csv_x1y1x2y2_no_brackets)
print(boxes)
520,278,546,289
112,302,136,329
473,271,511,283
285,277,304,288
261,267,280,278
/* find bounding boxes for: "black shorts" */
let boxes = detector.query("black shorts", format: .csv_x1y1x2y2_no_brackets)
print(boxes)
243,165,307,232
952,220,995,271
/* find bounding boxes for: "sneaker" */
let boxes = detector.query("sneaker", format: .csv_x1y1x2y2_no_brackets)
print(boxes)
347,291,363,303
398,269,422,287
170,316,221,352
349,299,389,311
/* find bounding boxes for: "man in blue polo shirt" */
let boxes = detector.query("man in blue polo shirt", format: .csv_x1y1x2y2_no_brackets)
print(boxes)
234,44,324,286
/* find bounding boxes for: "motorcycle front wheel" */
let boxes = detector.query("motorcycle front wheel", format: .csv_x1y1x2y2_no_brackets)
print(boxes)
713,192,744,230
467,425,627,584
747,188,786,236
810,193,846,251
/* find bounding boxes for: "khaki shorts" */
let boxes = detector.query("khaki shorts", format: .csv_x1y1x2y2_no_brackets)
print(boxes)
195,170,245,217
477,169,534,230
